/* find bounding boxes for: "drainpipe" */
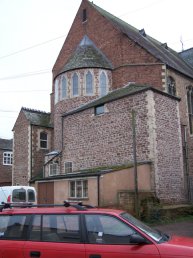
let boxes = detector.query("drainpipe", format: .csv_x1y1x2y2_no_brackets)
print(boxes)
62,116,64,150
97,175,100,207
132,110,140,217
30,124,32,183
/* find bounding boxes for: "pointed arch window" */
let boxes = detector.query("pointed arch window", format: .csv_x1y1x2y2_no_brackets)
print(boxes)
167,76,176,96
187,86,193,134
72,73,79,96
54,79,59,103
86,71,93,95
62,76,67,99
99,71,107,97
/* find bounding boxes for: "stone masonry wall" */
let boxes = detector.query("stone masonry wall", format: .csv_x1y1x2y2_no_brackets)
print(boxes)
153,92,185,203
62,91,149,172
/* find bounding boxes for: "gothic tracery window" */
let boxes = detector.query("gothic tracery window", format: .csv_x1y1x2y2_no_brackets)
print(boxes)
72,73,79,96
86,71,93,95
99,71,107,97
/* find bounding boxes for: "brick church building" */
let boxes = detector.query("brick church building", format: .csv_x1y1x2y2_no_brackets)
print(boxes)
13,0,193,211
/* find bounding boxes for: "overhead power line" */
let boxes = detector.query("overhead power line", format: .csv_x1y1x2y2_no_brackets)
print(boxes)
0,34,66,60
0,69,51,80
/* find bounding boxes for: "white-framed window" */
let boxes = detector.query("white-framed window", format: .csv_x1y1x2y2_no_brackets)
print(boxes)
62,76,67,99
49,162,59,176
65,162,73,173
69,180,88,198
40,132,48,149
99,71,108,97
85,71,93,95
72,73,79,97
3,152,13,165
54,78,59,103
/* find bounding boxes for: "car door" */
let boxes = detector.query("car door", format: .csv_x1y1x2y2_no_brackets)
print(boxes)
0,214,30,258
84,214,160,258
23,214,85,258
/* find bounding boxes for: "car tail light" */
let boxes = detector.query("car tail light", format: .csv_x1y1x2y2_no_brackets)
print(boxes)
7,195,11,203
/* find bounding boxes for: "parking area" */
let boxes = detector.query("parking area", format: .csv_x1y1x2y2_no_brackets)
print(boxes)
154,221,193,238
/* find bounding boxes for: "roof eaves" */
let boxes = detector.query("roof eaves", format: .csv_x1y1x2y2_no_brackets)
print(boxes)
62,84,180,118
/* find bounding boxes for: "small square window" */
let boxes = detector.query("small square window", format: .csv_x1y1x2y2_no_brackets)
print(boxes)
95,105,105,115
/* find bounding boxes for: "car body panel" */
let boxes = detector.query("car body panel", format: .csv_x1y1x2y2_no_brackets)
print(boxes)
23,241,85,258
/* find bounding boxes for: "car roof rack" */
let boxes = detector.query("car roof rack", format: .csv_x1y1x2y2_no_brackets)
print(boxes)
0,201,95,212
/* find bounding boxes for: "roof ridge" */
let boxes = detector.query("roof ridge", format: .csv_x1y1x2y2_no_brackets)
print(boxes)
22,107,50,115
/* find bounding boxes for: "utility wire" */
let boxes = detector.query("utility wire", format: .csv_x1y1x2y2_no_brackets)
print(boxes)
0,69,51,80
0,35,66,60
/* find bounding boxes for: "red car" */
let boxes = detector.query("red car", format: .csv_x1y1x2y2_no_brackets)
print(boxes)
0,201,192,258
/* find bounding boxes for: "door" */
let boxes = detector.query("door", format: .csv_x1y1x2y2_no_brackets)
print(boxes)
84,214,160,258
38,182,54,204
23,214,85,258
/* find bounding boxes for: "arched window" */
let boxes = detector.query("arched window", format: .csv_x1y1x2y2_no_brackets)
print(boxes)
72,73,79,96
86,71,93,95
99,71,107,97
40,132,48,149
54,79,59,103
62,76,67,99
167,76,176,96
187,86,193,134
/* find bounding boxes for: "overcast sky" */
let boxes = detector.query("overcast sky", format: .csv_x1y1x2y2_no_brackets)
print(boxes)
0,0,193,139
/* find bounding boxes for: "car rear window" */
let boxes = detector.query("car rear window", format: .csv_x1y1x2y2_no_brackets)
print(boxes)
28,189,35,202
12,189,26,202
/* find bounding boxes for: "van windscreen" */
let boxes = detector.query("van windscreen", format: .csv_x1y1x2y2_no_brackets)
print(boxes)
12,189,26,202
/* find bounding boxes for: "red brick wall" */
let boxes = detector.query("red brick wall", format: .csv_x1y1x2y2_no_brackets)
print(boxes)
13,111,53,185
31,126,53,179
51,0,163,116
13,111,29,185
0,150,12,185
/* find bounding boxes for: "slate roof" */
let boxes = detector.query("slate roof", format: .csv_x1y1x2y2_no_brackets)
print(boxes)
90,2,193,79
179,48,193,68
59,35,113,74
22,107,53,128
0,138,13,150
63,83,179,117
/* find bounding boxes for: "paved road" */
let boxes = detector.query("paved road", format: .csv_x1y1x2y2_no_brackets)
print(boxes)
154,221,193,238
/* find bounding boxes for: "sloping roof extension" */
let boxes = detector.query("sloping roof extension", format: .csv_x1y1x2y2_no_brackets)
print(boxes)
90,2,193,79
0,138,13,150
179,48,193,68
59,35,113,75
22,107,53,128
63,83,180,117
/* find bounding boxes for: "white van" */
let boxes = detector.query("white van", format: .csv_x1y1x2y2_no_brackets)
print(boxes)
0,186,37,204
